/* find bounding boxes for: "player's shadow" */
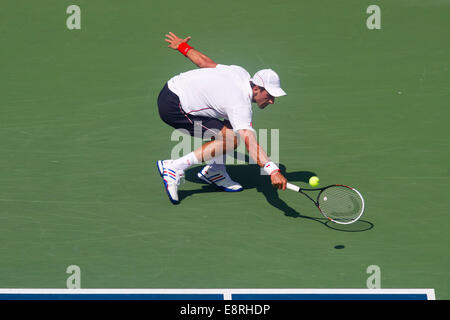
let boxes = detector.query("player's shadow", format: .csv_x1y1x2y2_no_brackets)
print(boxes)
182,163,374,232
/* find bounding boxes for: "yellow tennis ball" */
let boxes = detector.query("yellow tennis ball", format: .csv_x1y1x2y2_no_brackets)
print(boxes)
309,176,320,187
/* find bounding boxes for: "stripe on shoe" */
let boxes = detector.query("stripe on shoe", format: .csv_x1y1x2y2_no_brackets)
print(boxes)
211,176,226,183
163,173,176,180
210,175,224,182
165,168,177,175
164,169,177,179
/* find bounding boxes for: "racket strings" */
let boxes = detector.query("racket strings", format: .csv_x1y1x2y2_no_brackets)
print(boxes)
318,186,363,222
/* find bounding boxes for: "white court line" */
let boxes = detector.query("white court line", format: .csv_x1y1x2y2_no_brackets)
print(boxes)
0,288,436,300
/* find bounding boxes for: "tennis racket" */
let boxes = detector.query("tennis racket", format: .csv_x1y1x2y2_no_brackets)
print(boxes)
286,182,365,224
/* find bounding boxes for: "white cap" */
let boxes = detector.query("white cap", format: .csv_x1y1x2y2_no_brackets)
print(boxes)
250,69,286,97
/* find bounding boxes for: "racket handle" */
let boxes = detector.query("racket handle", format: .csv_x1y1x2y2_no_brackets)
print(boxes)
286,182,300,192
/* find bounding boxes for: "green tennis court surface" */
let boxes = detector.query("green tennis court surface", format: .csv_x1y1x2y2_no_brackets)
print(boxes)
0,0,448,299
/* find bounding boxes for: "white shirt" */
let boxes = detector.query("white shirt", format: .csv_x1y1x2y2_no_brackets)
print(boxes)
167,64,254,132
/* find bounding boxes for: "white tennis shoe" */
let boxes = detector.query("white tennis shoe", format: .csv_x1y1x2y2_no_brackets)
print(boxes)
157,160,184,205
197,165,243,192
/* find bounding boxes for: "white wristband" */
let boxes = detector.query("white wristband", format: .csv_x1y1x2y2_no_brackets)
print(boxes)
263,161,280,175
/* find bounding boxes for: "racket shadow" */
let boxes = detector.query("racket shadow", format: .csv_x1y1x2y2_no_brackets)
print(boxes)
183,164,374,232
183,163,318,220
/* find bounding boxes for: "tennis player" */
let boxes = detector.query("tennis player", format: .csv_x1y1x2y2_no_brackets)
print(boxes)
157,32,287,204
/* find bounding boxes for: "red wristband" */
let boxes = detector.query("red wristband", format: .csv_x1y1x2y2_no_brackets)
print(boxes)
178,42,193,56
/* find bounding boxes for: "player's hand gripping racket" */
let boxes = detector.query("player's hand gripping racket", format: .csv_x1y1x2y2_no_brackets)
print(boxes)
286,183,365,224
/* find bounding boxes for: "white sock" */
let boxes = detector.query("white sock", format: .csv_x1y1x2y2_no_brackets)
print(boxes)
171,152,200,171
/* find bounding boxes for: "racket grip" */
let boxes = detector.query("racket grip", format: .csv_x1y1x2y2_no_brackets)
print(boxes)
286,183,300,192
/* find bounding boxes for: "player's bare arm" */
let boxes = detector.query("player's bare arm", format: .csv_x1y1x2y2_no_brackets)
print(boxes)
165,32,217,68
239,129,287,190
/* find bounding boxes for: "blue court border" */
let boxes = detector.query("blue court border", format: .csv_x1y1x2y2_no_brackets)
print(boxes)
0,289,435,300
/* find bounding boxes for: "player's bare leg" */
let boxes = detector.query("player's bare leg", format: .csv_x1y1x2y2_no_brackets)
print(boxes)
157,126,240,204
196,126,243,192
194,126,238,162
